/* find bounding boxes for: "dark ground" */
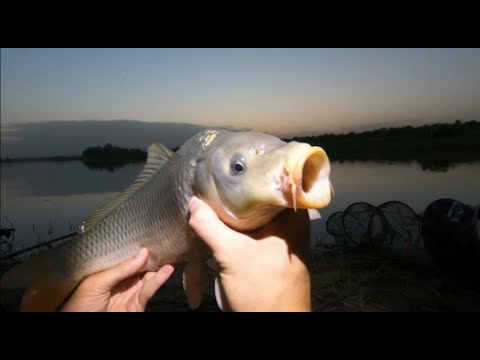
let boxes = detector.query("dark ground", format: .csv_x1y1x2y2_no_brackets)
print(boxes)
146,246,480,312
3,246,478,312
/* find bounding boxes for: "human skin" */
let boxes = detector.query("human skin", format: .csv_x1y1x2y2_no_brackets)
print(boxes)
188,196,311,312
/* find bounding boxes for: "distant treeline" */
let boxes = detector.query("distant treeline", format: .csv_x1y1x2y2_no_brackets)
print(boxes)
285,120,480,171
2,121,479,172
1,155,81,163
81,143,147,164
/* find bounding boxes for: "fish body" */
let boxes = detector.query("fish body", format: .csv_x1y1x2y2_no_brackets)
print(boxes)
1,129,332,311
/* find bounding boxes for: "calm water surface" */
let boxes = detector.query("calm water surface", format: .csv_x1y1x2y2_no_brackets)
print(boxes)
1,160,479,253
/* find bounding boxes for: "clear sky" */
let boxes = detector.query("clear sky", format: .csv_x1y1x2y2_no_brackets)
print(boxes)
1,48,480,135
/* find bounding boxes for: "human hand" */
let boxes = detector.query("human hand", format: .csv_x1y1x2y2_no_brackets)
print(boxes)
188,197,311,312
60,248,174,312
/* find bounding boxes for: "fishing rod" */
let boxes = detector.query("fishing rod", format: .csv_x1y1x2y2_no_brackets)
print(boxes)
0,232,77,261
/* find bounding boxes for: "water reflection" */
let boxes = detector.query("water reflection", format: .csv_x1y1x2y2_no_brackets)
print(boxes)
1,161,144,251
82,161,145,173
1,161,144,196
334,158,476,173
1,159,479,253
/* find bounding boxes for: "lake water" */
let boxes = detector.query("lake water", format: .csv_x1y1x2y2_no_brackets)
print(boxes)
1,160,479,255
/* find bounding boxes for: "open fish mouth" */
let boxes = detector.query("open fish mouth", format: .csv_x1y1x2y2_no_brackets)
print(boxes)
281,144,332,211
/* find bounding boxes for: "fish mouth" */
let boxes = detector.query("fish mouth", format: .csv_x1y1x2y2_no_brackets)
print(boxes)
283,144,332,211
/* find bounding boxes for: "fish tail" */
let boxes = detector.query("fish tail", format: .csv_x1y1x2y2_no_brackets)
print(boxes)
20,276,78,312
1,250,78,312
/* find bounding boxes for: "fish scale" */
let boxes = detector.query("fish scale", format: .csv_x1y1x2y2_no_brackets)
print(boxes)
65,154,199,282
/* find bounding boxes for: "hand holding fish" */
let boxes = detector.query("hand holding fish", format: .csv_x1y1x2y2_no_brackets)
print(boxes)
60,248,174,312
189,196,311,312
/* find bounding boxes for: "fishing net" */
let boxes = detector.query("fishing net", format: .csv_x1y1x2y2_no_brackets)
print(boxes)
342,202,390,248
378,201,421,255
0,227,16,258
422,198,480,289
326,211,347,245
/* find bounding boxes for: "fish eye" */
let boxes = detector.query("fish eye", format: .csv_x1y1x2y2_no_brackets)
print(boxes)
230,156,246,174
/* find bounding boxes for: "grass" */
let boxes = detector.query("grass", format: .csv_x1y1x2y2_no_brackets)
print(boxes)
2,243,480,312
309,246,480,312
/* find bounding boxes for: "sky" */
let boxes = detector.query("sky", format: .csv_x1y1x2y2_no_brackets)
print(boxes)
1,48,480,137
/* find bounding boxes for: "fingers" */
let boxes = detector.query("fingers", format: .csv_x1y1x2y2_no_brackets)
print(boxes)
188,196,241,254
271,209,311,264
138,264,175,308
87,248,149,291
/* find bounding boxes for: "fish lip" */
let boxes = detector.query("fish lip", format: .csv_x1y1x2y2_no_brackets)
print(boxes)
284,145,332,209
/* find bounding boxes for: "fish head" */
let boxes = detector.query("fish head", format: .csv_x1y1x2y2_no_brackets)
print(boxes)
193,131,332,231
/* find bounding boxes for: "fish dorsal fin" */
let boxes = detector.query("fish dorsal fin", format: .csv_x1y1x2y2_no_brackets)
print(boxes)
79,142,175,233
146,142,175,166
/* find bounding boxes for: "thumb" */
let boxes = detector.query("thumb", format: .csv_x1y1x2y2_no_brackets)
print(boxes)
88,247,149,291
188,196,240,254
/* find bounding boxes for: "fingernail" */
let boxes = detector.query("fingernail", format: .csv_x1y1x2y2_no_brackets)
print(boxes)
136,247,147,259
189,196,200,213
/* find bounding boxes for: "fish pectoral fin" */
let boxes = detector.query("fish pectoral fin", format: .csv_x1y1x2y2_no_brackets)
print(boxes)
214,275,231,312
307,208,321,221
205,257,219,272
182,261,205,310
